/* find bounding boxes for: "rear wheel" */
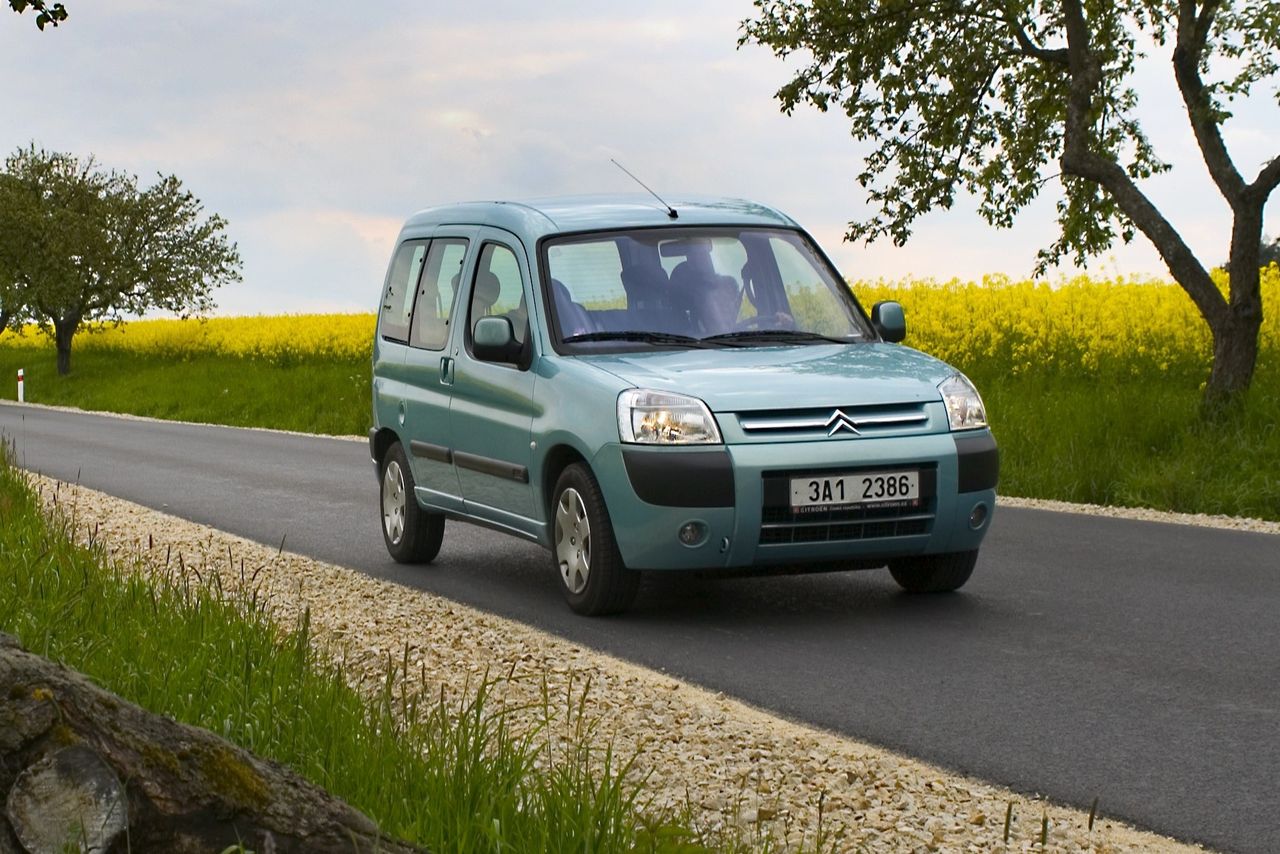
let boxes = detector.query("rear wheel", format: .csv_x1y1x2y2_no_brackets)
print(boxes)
888,550,977,593
552,463,639,616
380,442,445,563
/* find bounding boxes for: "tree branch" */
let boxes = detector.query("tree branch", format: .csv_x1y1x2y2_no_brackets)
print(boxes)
942,62,1001,189
1059,0,1227,330
1247,156,1280,202
1007,15,1068,65
1173,0,1247,206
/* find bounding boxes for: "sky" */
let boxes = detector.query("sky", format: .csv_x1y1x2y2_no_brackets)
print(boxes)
2,1,1277,316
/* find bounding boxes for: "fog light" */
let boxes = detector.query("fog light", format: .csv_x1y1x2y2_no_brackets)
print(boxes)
969,503,989,530
678,521,709,547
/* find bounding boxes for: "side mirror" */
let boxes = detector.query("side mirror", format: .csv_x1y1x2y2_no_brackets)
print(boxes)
870,301,906,343
473,316,522,364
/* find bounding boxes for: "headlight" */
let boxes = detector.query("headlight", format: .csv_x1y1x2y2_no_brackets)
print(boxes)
938,374,987,430
617,389,722,444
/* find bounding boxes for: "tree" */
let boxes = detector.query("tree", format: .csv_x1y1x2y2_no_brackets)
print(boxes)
8,0,67,29
742,1,1280,406
0,145,241,375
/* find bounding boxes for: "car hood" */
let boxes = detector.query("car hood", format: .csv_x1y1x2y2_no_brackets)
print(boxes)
578,343,956,412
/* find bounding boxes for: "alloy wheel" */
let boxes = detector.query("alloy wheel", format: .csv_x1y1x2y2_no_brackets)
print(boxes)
382,460,406,545
555,487,591,594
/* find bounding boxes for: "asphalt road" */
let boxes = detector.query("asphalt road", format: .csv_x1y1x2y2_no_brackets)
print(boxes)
3,401,1277,852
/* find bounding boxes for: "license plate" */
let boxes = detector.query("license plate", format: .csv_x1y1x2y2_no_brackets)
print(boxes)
789,470,920,510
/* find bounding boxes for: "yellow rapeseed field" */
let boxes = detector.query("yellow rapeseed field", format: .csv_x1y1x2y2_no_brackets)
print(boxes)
855,268,1278,379
1,313,376,363
1,270,1275,379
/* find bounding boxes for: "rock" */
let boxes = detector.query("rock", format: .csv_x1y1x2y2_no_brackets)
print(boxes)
0,634,422,854
6,745,127,854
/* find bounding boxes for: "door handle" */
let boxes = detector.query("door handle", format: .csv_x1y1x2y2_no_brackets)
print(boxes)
440,356,455,386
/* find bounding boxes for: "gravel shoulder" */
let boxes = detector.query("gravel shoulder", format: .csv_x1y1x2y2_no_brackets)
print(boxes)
31,474,1208,853
997,495,1279,535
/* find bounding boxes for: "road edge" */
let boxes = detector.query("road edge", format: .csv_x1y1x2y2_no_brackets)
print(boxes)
3,399,1275,535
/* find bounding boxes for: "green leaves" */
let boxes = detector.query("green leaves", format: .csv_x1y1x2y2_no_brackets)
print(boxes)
8,0,68,30
745,1,1075,251
740,0,1273,269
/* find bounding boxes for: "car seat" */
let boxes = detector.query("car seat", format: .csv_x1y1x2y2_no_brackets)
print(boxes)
552,279,595,338
669,260,741,336
620,257,673,332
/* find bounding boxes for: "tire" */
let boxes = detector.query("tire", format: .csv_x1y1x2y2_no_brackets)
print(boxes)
888,550,977,593
379,442,445,564
551,463,640,616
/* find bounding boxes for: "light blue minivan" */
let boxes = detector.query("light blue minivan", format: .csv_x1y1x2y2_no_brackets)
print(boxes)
371,195,997,615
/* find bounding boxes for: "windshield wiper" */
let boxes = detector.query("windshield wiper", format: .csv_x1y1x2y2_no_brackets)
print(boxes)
700,329,855,345
561,330,715,348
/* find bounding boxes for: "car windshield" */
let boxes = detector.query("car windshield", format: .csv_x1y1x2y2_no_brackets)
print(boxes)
543,227,873,350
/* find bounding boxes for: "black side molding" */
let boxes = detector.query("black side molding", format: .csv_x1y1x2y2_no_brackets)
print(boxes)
454,450,529,483
623,449,735,507
955,432,999,492
410,440,452,464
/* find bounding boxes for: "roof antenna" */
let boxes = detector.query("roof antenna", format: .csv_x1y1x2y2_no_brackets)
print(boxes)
611,158,678,219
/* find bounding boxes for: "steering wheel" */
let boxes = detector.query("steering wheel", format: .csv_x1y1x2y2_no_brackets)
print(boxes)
734,311,796,332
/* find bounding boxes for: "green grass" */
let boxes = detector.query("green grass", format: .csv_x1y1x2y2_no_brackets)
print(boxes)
0,452,823,852
969,369,1280,521
3,338,1277,521
0,348,370,435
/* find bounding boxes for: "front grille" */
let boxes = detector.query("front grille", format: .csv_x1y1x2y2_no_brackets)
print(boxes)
759,512,932,544
738,402,929,438
759,465,937,546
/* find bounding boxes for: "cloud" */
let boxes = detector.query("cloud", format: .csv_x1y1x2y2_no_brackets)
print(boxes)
2,0,1274,316
218,207,402,315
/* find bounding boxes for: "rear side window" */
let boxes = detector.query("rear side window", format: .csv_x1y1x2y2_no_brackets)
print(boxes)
410,238,468,350
380,240,428,342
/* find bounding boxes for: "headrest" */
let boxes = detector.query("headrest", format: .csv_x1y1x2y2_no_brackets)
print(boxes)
473,271,502,308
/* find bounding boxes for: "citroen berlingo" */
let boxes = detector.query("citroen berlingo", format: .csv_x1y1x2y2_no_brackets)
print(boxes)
370,195,997,615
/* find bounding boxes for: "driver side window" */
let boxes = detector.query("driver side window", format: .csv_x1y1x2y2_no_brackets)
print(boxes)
468,243,527,346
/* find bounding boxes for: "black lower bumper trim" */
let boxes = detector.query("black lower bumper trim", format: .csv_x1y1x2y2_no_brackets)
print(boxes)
955,432,999,492
623,449,734,507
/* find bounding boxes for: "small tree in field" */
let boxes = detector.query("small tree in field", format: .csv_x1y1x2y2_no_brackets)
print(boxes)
0,145,242,374
742,0,1280,407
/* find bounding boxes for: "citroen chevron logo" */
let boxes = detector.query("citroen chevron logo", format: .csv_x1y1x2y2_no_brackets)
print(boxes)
825,409,862,436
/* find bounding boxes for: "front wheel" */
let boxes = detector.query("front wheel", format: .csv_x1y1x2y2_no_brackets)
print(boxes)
552,463,640,616
888,550,977,593
380,442,445,564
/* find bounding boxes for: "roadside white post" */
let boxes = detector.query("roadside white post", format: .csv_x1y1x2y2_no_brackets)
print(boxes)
16,368,23,403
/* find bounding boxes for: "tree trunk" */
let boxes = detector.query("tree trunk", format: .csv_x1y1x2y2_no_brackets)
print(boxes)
53,314,78,376
0,633,424,854
1206,310,1261,405
1203,212,1266,408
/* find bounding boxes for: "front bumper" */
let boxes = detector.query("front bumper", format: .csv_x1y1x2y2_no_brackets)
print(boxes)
592,429,997,571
